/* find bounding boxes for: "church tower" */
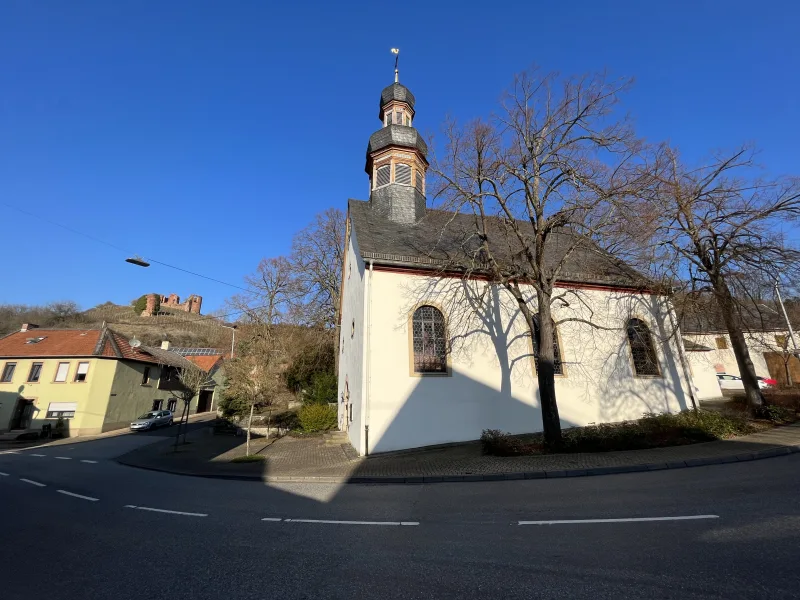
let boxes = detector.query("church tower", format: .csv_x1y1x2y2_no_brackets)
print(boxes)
365,72,428,224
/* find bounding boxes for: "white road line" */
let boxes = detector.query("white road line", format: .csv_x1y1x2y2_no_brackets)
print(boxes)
283,519,419,526
518,515,720,525
0,471,9,476
57,490,99,502
124,505,207,517
20,478,46,487
31,453,46,457
54,456,72,460
1,450,19,454
261,517,283,522
80,460,98,464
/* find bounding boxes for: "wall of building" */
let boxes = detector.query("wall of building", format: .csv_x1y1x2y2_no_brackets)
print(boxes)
102,361,171,431
685,352,723,400
337,226,368,453
0,358,115,436
359,271,692,454
683,331,791,378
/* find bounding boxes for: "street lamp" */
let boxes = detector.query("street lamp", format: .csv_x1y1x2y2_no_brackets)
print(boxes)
220,324,237,358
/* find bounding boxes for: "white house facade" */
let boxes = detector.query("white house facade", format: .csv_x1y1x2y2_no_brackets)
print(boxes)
337,78,693,455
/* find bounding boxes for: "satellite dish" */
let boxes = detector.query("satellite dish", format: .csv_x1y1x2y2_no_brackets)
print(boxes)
130,337,141,348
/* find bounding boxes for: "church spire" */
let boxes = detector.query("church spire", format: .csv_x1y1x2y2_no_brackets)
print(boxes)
364,54,428,224
391,48,400,83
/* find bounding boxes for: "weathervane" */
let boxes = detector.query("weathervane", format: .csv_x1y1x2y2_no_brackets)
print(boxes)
391,48,399,83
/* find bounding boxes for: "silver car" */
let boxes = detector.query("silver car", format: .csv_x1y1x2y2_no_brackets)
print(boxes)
130,410,173,431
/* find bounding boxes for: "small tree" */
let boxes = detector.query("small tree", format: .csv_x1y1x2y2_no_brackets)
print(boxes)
170,364,209,449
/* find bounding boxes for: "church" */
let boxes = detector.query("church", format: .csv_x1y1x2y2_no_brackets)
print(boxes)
337,75,693,455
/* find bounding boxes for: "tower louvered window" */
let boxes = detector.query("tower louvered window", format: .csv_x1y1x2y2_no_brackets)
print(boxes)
396,163,412,186
375,165,391,188
415,170,424,193
412,306,447,373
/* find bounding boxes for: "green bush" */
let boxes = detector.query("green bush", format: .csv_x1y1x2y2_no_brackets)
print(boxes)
272,410,300,430
218,395,249,418
133,294,160,316
756,404,793,422
230,454,265,463
480,429,529,456
304,372,337,405
298,403,337,432
284,340,335,392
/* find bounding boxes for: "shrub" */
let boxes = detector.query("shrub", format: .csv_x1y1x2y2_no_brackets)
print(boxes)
132,294,160,316
284,341,336,392
298,403,337,432
480,429,528,456
304,372,337,405
230,454,266,463
756,404,793,422
218,395,249,418
272,410,300,430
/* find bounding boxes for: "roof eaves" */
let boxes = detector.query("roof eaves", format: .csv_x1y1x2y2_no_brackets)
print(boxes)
105,328,124,358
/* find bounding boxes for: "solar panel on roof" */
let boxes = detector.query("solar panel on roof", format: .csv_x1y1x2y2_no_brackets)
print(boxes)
172,347,223,356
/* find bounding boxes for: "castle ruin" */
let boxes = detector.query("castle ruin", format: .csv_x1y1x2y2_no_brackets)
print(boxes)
143,293,202,316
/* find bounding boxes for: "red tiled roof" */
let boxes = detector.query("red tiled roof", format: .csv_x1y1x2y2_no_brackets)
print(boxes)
0,327,175,366
185,355,223,372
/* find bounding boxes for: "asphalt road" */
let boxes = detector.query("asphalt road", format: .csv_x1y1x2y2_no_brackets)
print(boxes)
2,427,800,599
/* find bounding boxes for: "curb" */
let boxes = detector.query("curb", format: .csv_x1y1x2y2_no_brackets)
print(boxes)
116,443,800,484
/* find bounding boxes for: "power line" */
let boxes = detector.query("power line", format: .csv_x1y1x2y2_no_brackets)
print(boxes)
1,202,253,293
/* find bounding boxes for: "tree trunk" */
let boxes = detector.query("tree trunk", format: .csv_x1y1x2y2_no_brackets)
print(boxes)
246,403,254,456
174,401,188,451
713,277,764,411
783,355,792,387
181,400,190,444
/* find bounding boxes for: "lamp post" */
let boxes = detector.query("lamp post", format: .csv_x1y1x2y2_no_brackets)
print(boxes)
774,281,799,353
220,324,236,358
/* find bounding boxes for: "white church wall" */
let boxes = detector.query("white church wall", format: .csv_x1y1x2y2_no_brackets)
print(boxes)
685,352,723,400
362,270,692,454
683,332,788,378
337,227,367,453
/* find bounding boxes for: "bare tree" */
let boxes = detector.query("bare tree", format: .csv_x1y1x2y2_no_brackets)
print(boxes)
289,208,346,328
170,364,210,449
431,68,645,446
640,145,800,411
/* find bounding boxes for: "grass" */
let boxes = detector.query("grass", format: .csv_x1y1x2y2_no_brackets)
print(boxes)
230,454,266,463
480,408,786,457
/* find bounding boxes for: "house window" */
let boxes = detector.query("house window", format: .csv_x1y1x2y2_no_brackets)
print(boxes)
532,317,564,375
1,362,15,382
74,362,90,382
627,318,660,376
167,399,177,412
54,362,70,382
412,306,447,373
395,163,412,185
776,335,788,348
28,362,43,382
152,399,163,411
375,164,391,188
46,402,77,419
715,337,728,350
395,111,402,124
142,366,151,385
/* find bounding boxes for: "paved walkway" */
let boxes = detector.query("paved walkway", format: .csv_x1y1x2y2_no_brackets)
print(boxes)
116,422,800,483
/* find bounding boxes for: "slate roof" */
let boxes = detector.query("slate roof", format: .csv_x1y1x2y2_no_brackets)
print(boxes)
366,125,428,167
0,326,200,368
380,82,416,111
348,199,649,289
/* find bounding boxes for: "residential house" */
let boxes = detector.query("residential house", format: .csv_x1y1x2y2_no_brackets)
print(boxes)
0,325,216,437
337,78,693,455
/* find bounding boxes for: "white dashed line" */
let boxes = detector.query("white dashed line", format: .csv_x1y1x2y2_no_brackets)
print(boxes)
124,505,208,517
54,456,72,460
282,518,419,526
261,517,283,522
57,490,99,502
518,515,720,525
0,471,9,476
20,478,46,487
31,454,46,457
80,460,98,464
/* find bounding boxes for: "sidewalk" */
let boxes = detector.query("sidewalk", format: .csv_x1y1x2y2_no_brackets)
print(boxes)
116,422,800,484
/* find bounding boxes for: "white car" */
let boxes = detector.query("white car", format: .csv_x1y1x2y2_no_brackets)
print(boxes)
716,374,769,390
130,410,173,431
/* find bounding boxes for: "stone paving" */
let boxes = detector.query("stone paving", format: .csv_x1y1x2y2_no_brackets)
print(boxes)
116,422,800,483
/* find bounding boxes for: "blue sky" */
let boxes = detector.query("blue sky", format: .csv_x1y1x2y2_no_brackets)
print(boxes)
2,0,798,314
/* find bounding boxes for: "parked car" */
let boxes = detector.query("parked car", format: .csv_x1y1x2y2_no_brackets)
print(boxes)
716,373,771,390
130,410,173,431
757,376,778,387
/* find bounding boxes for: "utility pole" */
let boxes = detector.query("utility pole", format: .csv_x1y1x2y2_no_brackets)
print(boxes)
775,281,798,352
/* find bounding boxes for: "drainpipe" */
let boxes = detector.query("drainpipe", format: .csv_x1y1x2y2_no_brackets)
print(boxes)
364,259,374,456
667,292,698,411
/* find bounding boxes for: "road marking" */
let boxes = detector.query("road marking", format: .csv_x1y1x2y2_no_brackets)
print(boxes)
0,471,9,476
80,460,98,464
57,490,99,502
124,505,208,517
261,517,283,522
20,478,46,487
54,456,72,460
1,450,20,454
282,518,419,526
518,515,720,525
31,453,46,457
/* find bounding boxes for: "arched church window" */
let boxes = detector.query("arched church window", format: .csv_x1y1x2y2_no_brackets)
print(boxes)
375,165,391,188
627,318,660,376
412,306,447,373
532,316,564,375
395,163,412,186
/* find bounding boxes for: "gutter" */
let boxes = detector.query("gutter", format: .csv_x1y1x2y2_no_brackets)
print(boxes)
364,259,374,456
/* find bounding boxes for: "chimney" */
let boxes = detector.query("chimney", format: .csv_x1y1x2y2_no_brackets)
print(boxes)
161,340,171,351
21,323,39,332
